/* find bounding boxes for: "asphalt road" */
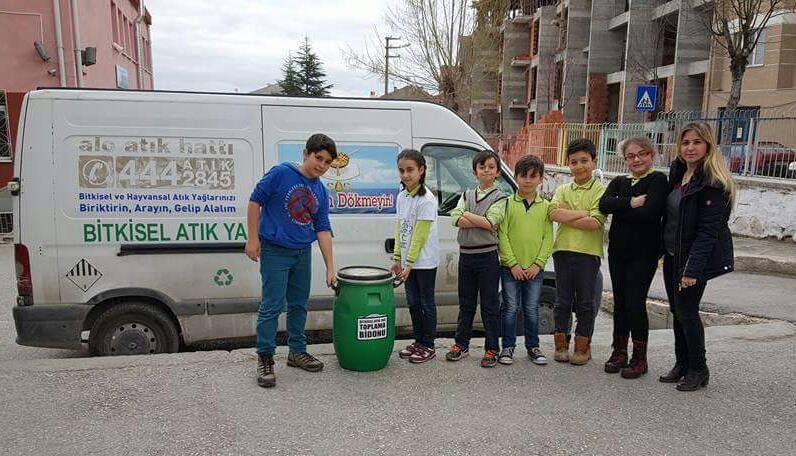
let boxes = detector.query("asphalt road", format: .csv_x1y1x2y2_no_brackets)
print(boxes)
2,243,796,455
1,324,794,455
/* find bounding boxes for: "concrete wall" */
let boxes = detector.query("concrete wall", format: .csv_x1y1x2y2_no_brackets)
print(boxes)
671,3,710,111
542,166,796,241
532,7,559,121
0,0,153,92
501,20,531,134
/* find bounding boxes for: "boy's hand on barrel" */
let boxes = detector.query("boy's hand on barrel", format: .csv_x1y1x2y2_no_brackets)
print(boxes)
245,238,260,261
400,266,412,281
326,269,337,288
390,261,403,277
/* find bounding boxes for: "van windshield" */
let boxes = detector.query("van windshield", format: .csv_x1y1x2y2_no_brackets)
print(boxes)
422,144,515,216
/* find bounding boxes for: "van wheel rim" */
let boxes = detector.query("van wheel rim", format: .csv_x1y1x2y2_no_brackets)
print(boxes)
109,323,157,355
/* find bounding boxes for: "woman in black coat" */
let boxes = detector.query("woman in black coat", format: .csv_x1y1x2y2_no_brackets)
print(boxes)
660,122,736,391
599,136,668,379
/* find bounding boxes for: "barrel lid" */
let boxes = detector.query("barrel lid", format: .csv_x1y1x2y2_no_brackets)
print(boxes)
337,266,392,282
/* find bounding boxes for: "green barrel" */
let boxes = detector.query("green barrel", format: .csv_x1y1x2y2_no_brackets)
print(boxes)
333,266,398,372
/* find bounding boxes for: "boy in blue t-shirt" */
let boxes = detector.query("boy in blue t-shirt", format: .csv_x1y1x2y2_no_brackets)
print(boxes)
246,133,337,388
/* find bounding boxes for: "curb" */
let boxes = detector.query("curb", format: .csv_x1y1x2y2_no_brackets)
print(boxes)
734,255,796,278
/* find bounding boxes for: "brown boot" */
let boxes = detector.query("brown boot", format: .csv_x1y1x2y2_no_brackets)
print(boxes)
570,336,591,365
553,332,570,363
604,335,629,373
621,340,648,379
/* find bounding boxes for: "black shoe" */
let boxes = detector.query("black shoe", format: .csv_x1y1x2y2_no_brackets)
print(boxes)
676,368,710,392
287,352,324,372
257,355,275,388
659,362,687,383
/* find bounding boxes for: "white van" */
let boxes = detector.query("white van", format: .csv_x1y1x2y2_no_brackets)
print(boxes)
10,89,556,355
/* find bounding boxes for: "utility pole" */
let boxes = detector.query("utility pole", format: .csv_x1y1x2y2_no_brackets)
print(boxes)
384,37,409,96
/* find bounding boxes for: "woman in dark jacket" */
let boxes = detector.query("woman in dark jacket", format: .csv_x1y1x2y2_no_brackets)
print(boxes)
660,122,736,391
599,136,669,379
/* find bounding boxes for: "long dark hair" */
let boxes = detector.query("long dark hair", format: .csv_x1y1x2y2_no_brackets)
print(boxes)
396,148,427,197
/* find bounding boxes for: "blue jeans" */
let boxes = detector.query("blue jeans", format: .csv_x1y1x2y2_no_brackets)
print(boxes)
500,267,543,350
404,268,437,348
256,241,312,356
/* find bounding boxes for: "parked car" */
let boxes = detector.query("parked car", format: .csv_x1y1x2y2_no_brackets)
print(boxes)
728,141,796,178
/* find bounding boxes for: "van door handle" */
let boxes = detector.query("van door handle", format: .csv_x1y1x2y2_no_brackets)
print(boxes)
385,238,395,254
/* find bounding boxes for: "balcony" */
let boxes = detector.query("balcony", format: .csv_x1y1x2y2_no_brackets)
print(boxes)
686,59,710,76
511,54,532,67
607,70,625,84
509,99,529,110
652,1,679,20
608,12,629,30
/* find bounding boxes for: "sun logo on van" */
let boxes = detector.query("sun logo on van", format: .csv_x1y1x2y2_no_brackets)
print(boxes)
323,149,361,192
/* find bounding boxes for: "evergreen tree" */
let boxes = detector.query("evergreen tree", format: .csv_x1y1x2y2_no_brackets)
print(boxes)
295,37,333,97
278,52,302,96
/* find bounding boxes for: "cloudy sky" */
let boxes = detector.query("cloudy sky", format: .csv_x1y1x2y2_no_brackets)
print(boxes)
146,0,395,97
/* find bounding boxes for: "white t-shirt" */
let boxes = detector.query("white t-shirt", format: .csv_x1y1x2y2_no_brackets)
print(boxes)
396,187,439,270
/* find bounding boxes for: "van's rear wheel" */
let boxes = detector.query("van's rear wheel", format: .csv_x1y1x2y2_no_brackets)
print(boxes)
89,302,180,356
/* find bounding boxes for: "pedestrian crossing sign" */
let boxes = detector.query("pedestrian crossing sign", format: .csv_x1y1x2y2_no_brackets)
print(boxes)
635,85,657,112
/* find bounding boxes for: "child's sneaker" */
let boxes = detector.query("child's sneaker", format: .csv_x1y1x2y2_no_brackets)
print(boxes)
498,347,515,365
529,347,548,365
481,350,499,368
445,344,469,361
399,342,419,359
408,346,436,364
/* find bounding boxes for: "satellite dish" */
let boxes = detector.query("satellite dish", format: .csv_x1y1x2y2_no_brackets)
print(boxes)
34,41,50,61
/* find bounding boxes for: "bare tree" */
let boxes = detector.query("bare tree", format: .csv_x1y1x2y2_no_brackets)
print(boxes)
343,0,498,108
700,0,796,110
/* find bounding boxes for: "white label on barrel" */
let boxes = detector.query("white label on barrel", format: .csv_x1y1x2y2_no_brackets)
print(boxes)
357,314,388,341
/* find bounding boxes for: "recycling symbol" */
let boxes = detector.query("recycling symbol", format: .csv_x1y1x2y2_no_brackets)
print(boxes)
214,268,234,286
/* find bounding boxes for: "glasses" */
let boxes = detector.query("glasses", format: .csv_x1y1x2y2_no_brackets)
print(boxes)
624,150,652,161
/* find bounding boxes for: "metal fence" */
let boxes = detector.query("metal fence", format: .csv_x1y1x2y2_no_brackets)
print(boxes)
500,111,796,181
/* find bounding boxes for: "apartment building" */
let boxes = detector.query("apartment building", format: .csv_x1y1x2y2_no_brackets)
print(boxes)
462,0,794,139
704,13,796,115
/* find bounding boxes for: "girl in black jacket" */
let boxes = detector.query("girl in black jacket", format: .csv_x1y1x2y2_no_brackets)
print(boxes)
660,122,736,392
599,136,668,379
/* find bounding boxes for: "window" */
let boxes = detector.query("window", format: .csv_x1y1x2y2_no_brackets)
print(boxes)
737,29,766,67
1,91,11,161
750,29,766,66
127,21,135,58
421,144,515,216
111,2,118,44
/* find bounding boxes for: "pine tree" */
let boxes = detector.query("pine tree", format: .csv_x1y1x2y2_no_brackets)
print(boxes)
278,53,302,96
295,37,333,97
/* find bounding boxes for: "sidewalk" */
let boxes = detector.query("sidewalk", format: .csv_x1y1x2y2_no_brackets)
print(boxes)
601,235,796,324
732,235,796,277
3,322,794,455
